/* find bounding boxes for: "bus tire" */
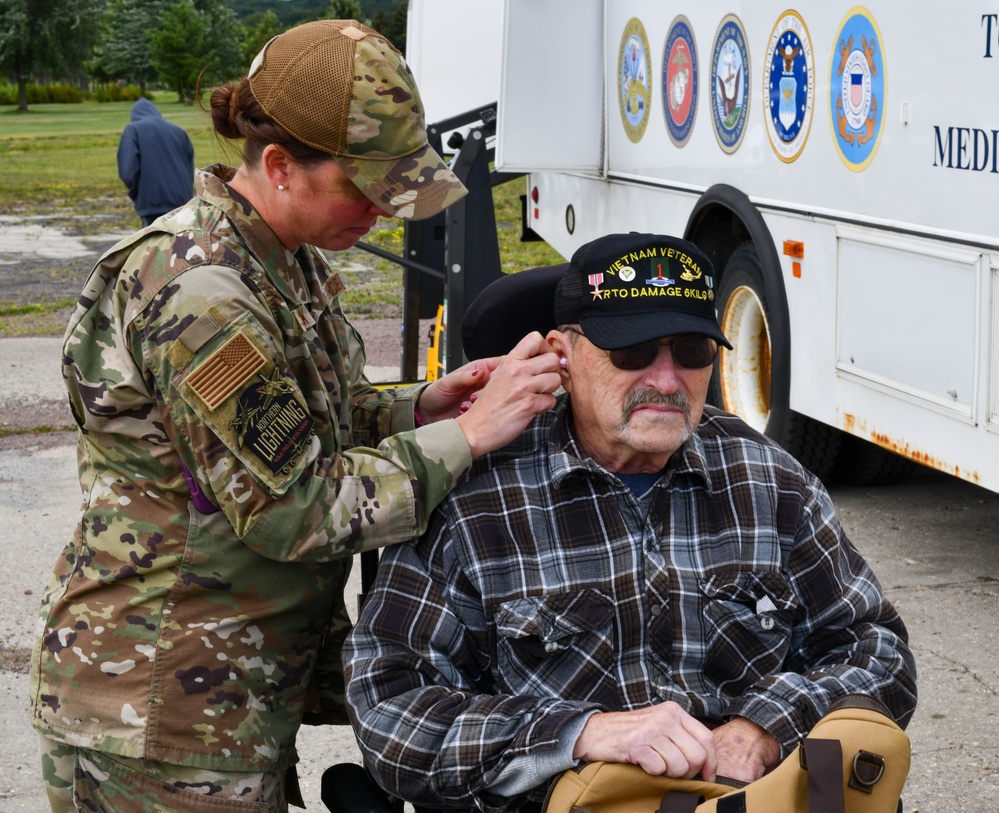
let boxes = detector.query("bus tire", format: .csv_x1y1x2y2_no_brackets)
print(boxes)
831,433,918,486
709,242,842,482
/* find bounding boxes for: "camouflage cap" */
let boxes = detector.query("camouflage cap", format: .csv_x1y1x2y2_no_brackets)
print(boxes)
248,19,467,221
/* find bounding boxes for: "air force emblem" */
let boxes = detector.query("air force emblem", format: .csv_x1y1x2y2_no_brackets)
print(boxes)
764,11,814,163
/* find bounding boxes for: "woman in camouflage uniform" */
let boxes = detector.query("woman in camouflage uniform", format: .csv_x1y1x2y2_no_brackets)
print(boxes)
29,20,561,813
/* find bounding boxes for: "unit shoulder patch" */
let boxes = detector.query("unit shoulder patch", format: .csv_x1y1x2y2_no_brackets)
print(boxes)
229,368,315,475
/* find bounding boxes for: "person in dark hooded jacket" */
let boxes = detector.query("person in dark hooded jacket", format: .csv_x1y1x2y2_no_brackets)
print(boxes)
117,97,195,225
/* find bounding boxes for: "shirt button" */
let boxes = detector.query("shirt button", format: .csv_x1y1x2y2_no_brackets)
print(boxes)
655,674,670,687
760,615,775,631
544,641,561,653
651,604,663,617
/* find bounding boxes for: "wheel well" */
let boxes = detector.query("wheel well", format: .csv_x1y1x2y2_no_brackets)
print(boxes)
683,184,792,447
682,199,750,281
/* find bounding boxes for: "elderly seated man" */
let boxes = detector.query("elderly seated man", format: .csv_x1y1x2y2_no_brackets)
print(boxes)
343,232,917,813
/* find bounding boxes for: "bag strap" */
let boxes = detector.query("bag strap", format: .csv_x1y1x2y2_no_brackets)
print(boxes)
801,738,845,813
659,791,704,813
658,739,849,813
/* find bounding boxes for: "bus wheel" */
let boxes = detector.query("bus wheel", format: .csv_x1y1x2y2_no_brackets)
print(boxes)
709,243,842,481
832,433,918,486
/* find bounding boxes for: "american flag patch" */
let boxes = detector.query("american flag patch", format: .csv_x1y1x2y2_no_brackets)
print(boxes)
187,333,267,410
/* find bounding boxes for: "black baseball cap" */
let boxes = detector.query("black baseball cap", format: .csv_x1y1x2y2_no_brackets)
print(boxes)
553,233,732,350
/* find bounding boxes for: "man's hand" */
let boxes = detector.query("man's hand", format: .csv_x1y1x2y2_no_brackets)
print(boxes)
713,718,782,783
572,703,718,781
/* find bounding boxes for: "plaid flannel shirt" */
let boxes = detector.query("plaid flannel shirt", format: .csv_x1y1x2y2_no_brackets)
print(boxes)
344,399,917,813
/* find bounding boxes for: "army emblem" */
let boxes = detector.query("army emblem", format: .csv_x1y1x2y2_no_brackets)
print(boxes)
764,10,814,163
618,17,652,143
710,14,750,154
830,8,886,171
662,16,698,148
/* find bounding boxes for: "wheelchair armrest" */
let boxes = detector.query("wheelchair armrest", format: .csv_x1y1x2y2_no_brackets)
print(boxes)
321,762,402,813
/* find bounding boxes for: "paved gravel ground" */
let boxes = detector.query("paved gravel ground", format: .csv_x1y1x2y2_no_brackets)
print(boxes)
0,211,429,811
2,213,998,812
0,330,417,813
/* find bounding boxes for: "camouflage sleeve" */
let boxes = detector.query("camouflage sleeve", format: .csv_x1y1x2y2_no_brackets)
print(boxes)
140,265,471,563
341,309,431,444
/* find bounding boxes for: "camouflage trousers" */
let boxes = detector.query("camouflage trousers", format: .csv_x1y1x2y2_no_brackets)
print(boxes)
39,735,290,812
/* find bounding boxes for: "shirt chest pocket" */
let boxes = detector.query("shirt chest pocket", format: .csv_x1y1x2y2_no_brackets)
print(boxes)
698,571,799,694
493,590,617,703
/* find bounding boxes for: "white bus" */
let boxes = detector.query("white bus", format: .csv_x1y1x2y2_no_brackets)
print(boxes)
407,1,999,491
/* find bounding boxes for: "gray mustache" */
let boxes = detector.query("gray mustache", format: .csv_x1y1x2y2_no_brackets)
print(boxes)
624,389,691,414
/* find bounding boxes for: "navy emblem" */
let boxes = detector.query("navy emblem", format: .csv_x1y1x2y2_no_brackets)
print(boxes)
830,8,886,171
662,16,698,148
710,14,750,154
618,17,652,143
764,11,814,163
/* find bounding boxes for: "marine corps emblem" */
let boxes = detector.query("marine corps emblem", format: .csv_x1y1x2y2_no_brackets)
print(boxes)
662,16,698,148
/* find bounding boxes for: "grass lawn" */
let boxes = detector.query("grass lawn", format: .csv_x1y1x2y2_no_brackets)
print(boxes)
0,98,232,204
0,98,563,335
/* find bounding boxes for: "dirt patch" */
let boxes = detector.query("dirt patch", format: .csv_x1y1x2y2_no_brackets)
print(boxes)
0,208,431,443
0,208,419,365
0,644,31,675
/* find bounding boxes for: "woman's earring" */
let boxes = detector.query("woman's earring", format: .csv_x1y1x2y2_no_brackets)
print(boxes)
277,184,286,191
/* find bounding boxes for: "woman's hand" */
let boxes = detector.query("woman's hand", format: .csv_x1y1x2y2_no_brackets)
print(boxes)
419,332,561,458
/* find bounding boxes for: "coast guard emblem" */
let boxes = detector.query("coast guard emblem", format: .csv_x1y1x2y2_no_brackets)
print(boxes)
830,8,886,171
662,16,698,148
618,18,652,143
764,10,814,163
710,14,750,154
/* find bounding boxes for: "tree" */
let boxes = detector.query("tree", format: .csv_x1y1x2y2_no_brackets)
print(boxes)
96,0,169,94
198,0,245,79
149,0,206,103
371,0,406,54
325,0,365,23
241,9,282,67
149,0,244,104
0,0,102,111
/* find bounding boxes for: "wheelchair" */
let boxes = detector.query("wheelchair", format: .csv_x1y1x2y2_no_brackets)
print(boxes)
321,264,566,813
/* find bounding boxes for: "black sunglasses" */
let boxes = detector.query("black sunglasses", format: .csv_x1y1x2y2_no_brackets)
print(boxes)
566,328,719,370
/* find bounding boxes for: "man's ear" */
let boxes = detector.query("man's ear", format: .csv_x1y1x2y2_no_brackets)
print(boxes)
545,329,567,356
546,329,573,390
